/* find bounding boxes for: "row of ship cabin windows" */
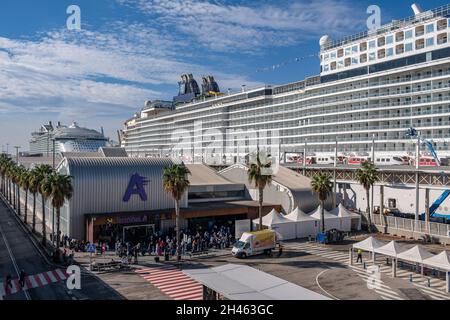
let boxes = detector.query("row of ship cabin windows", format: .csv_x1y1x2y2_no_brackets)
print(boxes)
322,34,448,72
321,18,450,63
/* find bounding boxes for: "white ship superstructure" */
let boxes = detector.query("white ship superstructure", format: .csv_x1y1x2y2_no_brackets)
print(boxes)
122,4,450,163
30,121,109,156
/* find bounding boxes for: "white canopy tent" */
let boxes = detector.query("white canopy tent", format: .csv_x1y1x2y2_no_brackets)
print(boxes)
350,237,385,264
373,240,408,277
352,236,385,251
423,251,450,293
253,209,297,240
374,241,407,258
285,207,319,239
330,204,361,231
309,206,341,231
397,245,435,264
423,251,450,271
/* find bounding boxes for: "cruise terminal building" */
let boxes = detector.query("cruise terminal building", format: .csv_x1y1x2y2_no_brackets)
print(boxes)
57,157,322,243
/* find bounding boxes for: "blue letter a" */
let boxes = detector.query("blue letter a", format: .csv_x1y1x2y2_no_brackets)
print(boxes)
123,173,148,202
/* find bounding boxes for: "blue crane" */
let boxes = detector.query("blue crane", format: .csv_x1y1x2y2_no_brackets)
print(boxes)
405,128,449,219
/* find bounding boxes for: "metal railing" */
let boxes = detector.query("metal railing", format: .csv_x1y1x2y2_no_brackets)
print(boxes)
364,212,450,238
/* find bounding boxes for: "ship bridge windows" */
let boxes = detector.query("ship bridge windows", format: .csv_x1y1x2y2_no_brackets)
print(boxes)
378,36,386,47
338,48,344,58
369,52,376,61
360,53,367,63
345,47,351,56
396,44,404,55
369,40,377,50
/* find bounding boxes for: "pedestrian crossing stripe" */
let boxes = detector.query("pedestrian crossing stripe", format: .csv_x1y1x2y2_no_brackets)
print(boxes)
0,269,68,298
136,265,203,300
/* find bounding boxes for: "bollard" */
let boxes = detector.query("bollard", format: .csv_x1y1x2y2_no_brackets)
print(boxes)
363,262,367,270
409,274,413,283
427,278,431,288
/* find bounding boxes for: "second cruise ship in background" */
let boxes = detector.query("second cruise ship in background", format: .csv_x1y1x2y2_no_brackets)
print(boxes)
122,3,450,166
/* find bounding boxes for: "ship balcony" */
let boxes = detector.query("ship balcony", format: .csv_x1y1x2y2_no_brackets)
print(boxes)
437,19,448,31
415,39,425,50
438,33,448,45
415,25,425,37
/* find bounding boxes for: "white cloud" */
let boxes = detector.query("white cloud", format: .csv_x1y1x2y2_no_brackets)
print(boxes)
120,0,365,52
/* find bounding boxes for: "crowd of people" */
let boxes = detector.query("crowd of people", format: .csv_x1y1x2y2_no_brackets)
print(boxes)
114,225,235,262
50,225,235,265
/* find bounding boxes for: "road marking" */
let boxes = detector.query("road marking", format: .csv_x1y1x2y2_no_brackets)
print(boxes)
136,265,203,300
315,269,340,300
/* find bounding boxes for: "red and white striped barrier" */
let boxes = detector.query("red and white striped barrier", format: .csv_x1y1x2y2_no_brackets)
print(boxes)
0,268,68,298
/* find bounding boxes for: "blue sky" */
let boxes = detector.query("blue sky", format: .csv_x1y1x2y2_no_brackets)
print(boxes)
0,0,449,149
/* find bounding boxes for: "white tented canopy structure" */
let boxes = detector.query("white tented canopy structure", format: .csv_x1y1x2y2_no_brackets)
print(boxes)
397,245,435,264
352,236,385,252
374,241,407,258
423,251,450,271
285,207,319,238
330,204,361,231
253,209,296,240
309,206,341,231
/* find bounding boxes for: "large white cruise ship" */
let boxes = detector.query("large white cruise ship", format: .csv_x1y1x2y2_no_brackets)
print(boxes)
30,121,109,156
122,3,450,165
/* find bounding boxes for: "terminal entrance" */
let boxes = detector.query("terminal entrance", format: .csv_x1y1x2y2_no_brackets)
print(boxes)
187,214,247,236
122,224,155,244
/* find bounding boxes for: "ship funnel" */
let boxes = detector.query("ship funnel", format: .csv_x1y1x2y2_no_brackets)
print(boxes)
411,3,423,15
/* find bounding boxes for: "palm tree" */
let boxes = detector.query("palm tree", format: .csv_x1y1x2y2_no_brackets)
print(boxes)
356,161,379,232
0,155,12,195
247,150,273,230
19,169,31,224
311,172,333,233
35,164,54,246
163,164,191,262
6,163,15,205
29,168,40,232
0,156,13,197
41,173,73,248
14,166,26,216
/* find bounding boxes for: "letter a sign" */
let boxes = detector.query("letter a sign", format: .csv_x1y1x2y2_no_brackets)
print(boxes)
123,173,148,202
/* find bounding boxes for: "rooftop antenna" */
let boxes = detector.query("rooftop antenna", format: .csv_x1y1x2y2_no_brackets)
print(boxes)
411,3,423,15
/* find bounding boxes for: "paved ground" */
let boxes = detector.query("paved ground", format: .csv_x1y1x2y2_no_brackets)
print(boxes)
74,234,450,301
0,196,123,300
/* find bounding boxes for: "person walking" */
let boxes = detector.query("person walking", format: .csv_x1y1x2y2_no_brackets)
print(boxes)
278,243,283,257
356,249,363,263
19,270,26,288
5,274,12,295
